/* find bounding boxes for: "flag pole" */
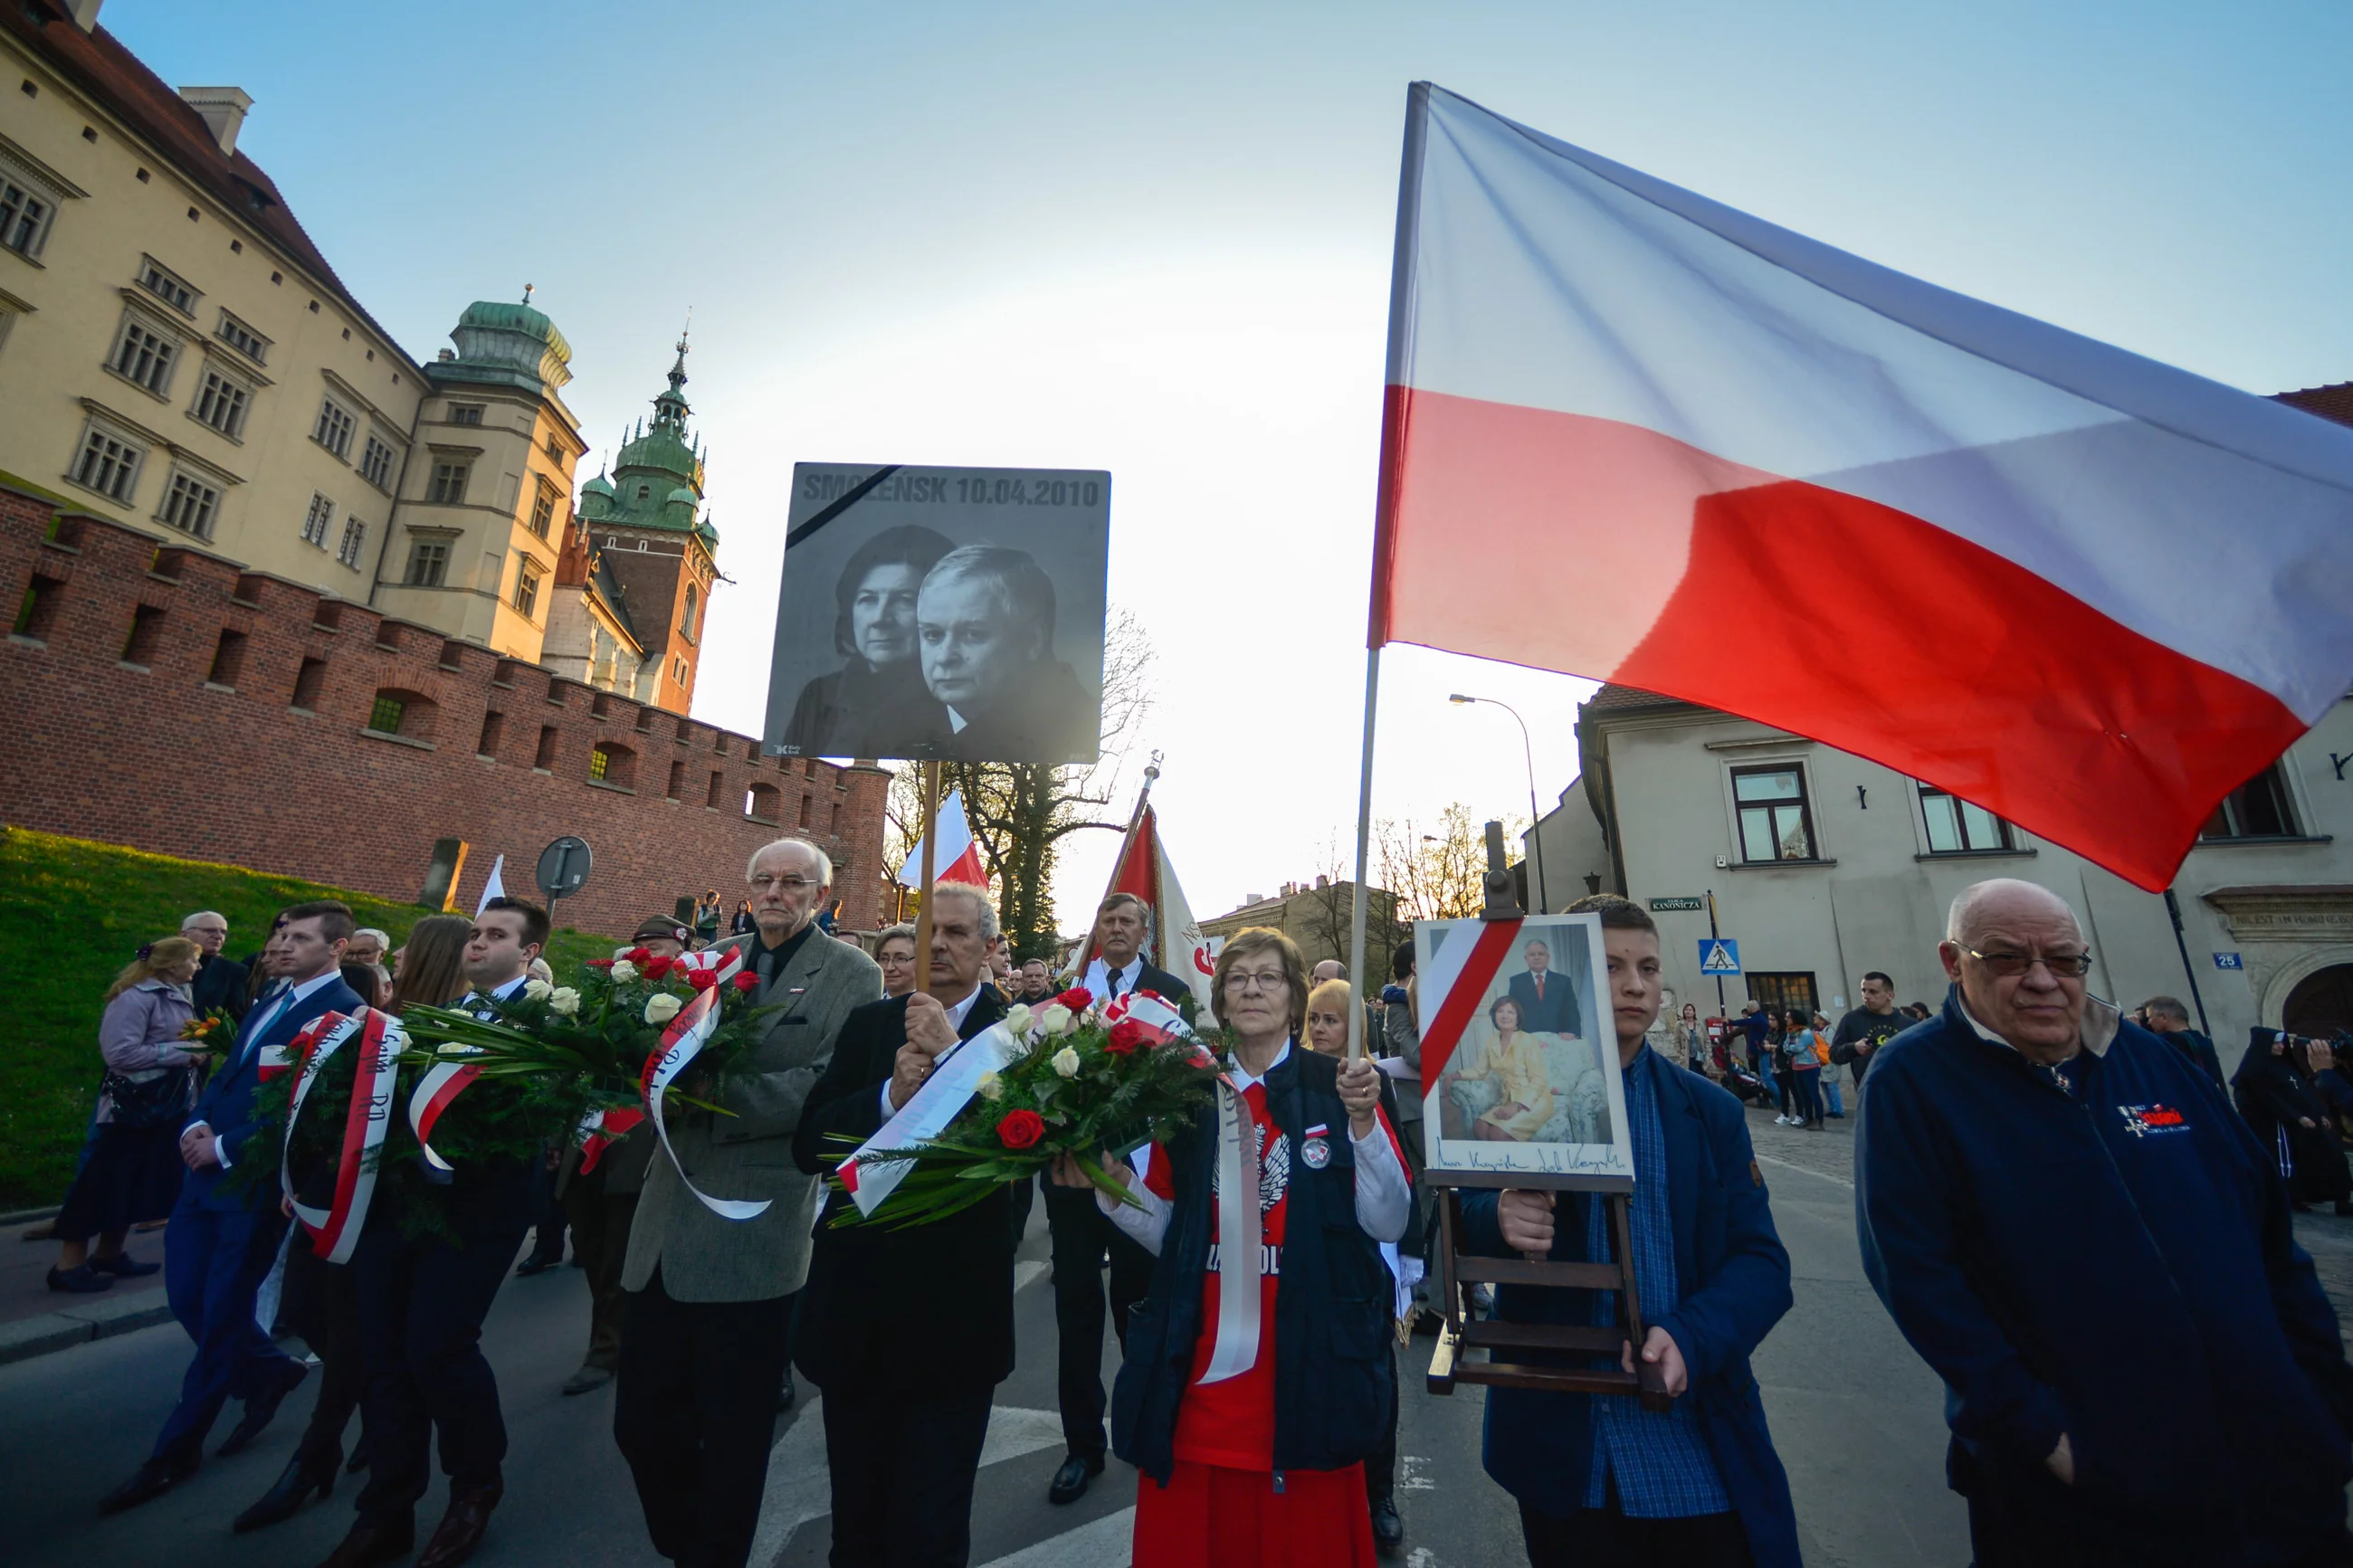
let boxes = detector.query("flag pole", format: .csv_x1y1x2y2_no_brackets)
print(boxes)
1063,750,1162,980
1349,81,1433,1066
912,761,940,995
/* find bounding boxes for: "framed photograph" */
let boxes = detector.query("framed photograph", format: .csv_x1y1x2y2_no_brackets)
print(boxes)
761,463,1111,765
1415,913,1633,1190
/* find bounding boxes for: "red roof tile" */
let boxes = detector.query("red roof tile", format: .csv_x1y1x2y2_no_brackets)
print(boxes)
2275,384,2353,430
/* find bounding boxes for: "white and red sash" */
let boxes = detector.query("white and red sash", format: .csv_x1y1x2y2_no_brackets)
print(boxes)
1198,1069,1264,1384
280,1008,404,1265
576,1105,645,1174
642,946,769,1219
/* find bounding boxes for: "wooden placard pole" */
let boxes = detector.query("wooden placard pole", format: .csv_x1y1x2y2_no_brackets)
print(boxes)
912,761,941,996
1063,752,1162,982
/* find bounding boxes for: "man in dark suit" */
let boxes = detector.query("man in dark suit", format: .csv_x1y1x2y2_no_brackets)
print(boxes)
794,882,1014,1566
615,841,881,1568
1080,891,1196,1018
318,897,546,1568
182,909,252,1021
1508,937,1582,1036
101,900,362,1514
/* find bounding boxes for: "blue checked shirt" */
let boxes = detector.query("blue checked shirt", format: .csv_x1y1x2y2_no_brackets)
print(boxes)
1583,1047,1732,1516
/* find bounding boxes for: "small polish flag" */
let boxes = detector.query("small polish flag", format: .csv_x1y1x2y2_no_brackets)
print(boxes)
897,791,988,889
475,854,509,916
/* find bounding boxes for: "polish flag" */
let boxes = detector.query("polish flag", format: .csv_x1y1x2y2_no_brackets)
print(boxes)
1093,807,1217,1013
897,790,989,889
1372,84,2353,891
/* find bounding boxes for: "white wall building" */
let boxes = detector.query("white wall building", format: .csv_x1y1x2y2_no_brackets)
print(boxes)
1532,682,2353,1079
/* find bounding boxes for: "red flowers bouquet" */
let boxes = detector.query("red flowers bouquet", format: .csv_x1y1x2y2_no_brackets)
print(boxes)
827,986,1224,1229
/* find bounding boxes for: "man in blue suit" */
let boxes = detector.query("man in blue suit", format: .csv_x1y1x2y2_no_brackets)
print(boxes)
1507,938,1583,1036
1464,897,1799,1567
101,900,362,1514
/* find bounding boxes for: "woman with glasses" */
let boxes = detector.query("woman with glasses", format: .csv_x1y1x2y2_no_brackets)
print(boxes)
1052,927,1409,1568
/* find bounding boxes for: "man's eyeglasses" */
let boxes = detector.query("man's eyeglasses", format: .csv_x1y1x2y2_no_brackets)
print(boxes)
1958,946,2093,978
750,875,821,894
1226,970,1290,995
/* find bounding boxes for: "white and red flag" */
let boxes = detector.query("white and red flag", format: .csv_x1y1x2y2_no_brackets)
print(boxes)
897,789,989,889
1371,84,2353,891
1093,806,1216,1012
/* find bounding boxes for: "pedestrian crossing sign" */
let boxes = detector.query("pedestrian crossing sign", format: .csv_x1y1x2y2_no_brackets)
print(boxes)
1698,939,1741,975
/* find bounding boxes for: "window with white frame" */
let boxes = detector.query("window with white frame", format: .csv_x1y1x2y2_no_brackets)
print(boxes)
512,563,542,619
214,310,267,365
0,166,58,260
300,491,334,547
405,537,450,587
448,404,483,426
68,419,146,503
359,433,395,490
1731,764,1819,863
2202,761,2302,840
528,477,557,538
313,397,355,458
138,258,197,316
109,314,181,395
427,461,469,505
1919,783,2013,854
337,516,366,568
190,366,251,438
157,469,221,539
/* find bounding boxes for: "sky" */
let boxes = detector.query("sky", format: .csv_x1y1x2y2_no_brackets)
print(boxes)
102,0,2353,928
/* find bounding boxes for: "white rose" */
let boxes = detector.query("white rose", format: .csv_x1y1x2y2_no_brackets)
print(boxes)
1005,1003,1034,1036
976,1070,1004,1101
1052,1046,1081,1079
610,960,639,984
523,978,553,1002
643,993,683,1026
548,986,582,1017
1040,1003,1072,1035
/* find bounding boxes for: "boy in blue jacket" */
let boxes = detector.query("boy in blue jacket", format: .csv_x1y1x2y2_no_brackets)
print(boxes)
1463,896,1799,1567
1859,879,2353,1567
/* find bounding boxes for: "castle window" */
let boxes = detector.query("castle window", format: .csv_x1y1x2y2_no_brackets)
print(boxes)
680,584,697,640
336,517,366,569
110,314,181,395
476,710,504,759
359,433,396,490
13,573,64,642
138,258,198,316
367,688,437,742
529,478,557,539
405,537,450,587
588,745,612,782
215,309,268,364
120,603,167,667
1,162,59,259
589,744,634,789
157,469,221,539
190,367,250,438
545,430,561,459
746,782,780,824
313,396,355,458
291,657,327,710
69,418,147,503
512,563,542,620
428,461,470,505
300,492,334,547
449,404,484,426
206,628,247,689
367,694,405,734
637,484,650,500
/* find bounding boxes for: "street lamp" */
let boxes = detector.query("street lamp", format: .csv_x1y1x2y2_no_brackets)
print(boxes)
1450,693,1548,914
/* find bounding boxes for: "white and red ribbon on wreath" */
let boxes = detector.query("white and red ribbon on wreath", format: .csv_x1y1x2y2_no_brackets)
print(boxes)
407,1050,484,1174
279,1008,405,1265
576,1105,645,1174
1102,988,1189,1046
640,946,770,1219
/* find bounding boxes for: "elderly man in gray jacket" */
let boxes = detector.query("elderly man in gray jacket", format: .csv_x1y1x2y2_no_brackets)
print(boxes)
614,836,881,1568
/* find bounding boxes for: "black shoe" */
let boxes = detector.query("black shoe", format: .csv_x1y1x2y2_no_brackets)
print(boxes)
89,1250,162,1277
776,1366,796,1413
1370,1493,1405,1553
1048,1451,1104,1505
561,1365,613,1396
99,1450,197,1515
47,1263,114,1294
346,1443,369,1474
316,1518,415,1568
233,1452,337,1532
513,1254,564,1278
218,1356,309,1456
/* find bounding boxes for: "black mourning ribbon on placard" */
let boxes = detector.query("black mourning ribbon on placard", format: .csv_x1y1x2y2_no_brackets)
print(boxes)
785,465,903,548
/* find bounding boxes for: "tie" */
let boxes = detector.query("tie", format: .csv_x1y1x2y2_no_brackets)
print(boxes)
1107,967,1126,1000
240,988,294,1066
1535,974,1546,1001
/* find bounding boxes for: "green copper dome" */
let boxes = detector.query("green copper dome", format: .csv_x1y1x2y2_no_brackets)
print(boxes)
433,288,574,395
581,471,614,499
455,299,572,363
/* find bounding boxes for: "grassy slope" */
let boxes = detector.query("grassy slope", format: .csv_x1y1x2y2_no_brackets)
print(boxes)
0,827,616,1209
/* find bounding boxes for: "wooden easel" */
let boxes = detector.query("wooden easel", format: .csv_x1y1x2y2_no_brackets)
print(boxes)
1421,822,1672,1411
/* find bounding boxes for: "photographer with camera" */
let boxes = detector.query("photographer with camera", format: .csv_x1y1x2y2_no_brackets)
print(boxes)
2233,1027,2353,1217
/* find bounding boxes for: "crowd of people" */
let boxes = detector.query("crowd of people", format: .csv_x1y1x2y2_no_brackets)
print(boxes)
43,858,2353,1568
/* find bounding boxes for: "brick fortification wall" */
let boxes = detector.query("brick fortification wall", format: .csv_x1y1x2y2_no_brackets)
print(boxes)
0,487,889,936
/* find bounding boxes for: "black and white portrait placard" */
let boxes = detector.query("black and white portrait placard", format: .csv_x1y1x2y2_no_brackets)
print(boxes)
763,464,1111,765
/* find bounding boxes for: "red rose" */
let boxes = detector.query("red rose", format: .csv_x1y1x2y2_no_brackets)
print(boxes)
1104,1018,1149,1056
1054,987,1093,1012
626,946,653,964
586,958,614,970
732,973,760,993
642,955,672,979
996,1108,1046,1150
687,967,719,991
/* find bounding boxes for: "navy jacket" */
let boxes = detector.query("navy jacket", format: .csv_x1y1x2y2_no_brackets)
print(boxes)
1858,989,2353,1561
183,974,364,1212
1462,1050,1799,1567
1507,968,1581,1037
1112,1046,1394,1482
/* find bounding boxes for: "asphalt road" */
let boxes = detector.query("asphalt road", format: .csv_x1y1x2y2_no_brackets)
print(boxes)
28,1103,2350,1568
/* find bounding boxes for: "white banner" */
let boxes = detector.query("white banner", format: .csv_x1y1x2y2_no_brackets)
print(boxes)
838,1021,1027,1216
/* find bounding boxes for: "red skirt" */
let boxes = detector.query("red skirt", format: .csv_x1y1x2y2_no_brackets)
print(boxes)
1132,1459,1375,1568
